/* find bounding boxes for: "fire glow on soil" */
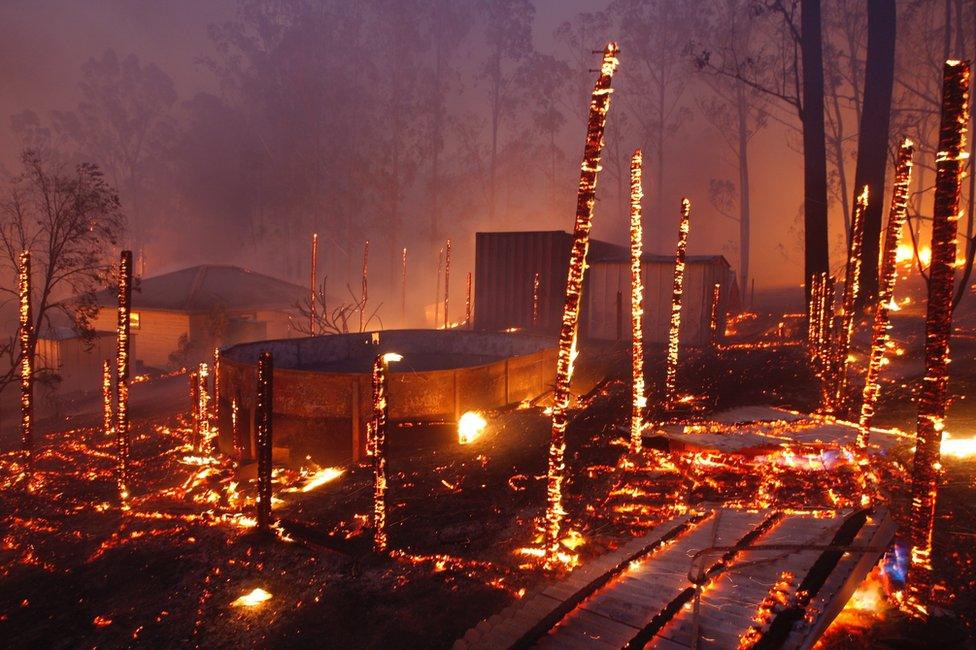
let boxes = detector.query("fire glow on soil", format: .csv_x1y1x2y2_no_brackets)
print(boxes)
1,341,974,646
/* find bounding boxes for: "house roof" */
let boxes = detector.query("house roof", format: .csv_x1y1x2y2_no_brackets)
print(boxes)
94,264,308,314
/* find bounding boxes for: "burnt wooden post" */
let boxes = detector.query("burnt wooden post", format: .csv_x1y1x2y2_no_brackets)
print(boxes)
18,251,33,475
545,42,620,569
116,250,132,503
907,60,970,614
628,149,646,454
256,351,274,532
371,352,400,552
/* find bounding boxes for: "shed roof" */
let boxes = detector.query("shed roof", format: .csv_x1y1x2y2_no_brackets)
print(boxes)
94,264,307,314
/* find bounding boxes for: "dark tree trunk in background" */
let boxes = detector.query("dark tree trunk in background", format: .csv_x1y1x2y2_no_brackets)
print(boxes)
737,84,752,293
801,0,830,300
853,0,897,306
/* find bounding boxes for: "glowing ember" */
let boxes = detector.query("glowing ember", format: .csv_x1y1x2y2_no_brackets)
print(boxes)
908,59,969,613
628,148,646,453
457,411,487,445
664,198,691,410
231,587,272,608
545,41,619,570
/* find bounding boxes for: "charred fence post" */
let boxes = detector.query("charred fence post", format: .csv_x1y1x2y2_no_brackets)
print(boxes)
831,186,869,412
629,149,646,454
360,240,369,332
310,232,318,334
116,250,133,504
256,351,274,532
444,238,451,328
18,251,33,475
465,271,472,328
371,352,401,553
102,359,113,437
401,247,407,322
664,199,691,411
545,42,620,569
709,282,721,344
907,60,970,614
857,140,914,495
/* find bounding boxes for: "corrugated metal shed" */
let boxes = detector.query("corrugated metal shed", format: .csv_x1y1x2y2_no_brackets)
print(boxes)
586,253,737,346
473,231,626,335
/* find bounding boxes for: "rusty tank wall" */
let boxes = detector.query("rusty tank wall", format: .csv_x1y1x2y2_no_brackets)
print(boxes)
217,330,557,466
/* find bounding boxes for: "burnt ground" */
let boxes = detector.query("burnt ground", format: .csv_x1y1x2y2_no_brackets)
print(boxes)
0,317,974,649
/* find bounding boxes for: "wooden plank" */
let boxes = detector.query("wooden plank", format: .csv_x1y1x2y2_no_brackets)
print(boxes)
539,609,638,648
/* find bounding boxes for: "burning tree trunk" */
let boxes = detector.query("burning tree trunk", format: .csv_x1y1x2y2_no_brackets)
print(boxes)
858,139,914,445
444,239,451,328
360,240,369,332
532,272,541,328
629,149,646,454
189,370,200,451
831,186,869,412
544,42,620,569
817,275,837,411
256,351,274,532
197,362,211,452
116,250,132,503
401,247,407,321
102,359,113,438
908,60,970,614
709,283,721,343
465,271,472,328
664,199,691,411
371,352,401,553
18,251,33,474
310,233,318,334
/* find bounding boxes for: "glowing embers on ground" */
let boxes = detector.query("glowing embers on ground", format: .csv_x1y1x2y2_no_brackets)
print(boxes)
457,411,487,445
231,587,272,609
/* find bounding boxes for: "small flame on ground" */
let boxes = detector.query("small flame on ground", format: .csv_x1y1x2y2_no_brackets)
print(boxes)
458,411,487,445
941,432,976,458
231,587,272,608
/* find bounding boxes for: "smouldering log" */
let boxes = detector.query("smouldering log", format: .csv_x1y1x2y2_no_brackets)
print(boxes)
360,240,369,332
465,271,472,328
831,186,869,412
709,282,721,342
444,238,451,328
908,60,970,614
628,149,646,454
532,271,541,327
545,42,619,569
102,359,113,438
116,250,133,503
371,352,401,553
858,139,914,445
256,351,274,532
18,251,33,473
310,233,318,335
664,199,691,411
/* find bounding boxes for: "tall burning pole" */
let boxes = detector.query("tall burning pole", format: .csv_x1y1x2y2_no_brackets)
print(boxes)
858,140,914,444
532,272,541,327
116,250,133,503
197,362,211,452
18,251,33,474
102,360,113,437
401,247,407,321
628,149,646,453
256,351,274,532
831,186,869,411
360,240,369,332
435,248,443,326
908,60,970,613
709,282,721,342
310,233,318,334
544,42,619,569
664,199,691,410
465,271,472,328
443,239,451,328
371,352,401,553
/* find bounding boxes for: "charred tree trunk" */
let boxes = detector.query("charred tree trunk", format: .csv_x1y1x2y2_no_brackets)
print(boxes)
908,61,969,614
256,351,274,532
801,0,831,300
853,0,897,306
545,43,620,569
736,84,752,295
18,251,33,476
